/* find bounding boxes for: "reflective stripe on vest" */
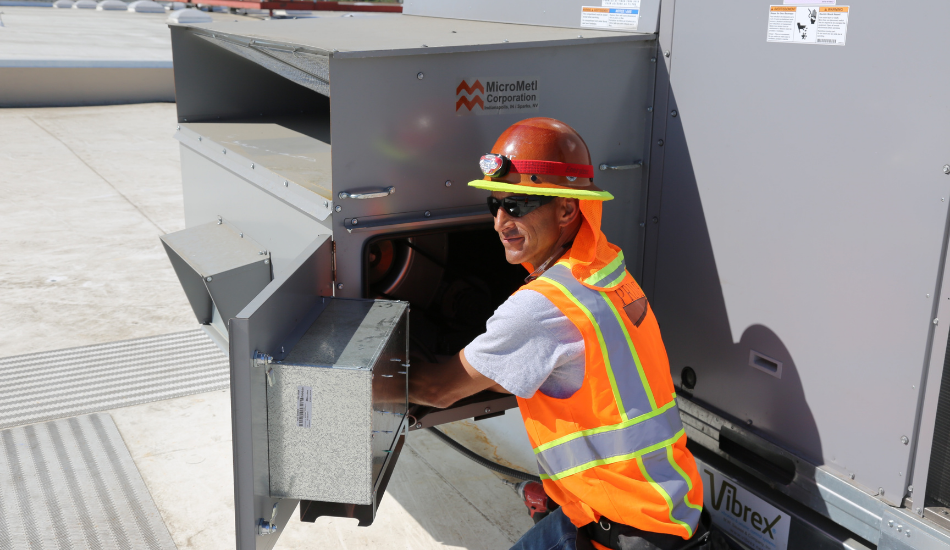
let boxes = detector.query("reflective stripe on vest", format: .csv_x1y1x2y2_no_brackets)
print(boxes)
581,251,627,289
536,262,702,537
535,400,684,480
540,263,657,419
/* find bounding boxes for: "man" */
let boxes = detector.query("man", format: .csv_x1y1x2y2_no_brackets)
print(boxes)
409,118,706,550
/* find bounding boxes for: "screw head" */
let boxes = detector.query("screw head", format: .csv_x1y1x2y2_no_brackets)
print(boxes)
657,139,665,146
251,163,255,169
177,125,181,130
647,106,653,112
239,233,243,238
351,218,359,225
424,211,431,217
417,72,424,79
284,181,289,187
198,136,202,141
416,423,422,429
664,50,671,57
323,201,329,208
445,180,452,187
879,487,885,496
901,435,909,445
935,318,940,325
335,205,342,212
943,164,950,174
484,407,491,413
652,216,659,224
650,57,656,63
909,485,914,492
205,276,213,282
264,259,269,265
222,149,226,154
337,283,344,290
850,473,855,479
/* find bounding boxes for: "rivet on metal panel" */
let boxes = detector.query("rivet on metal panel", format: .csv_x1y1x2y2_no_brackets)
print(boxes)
657,139,664,146
416,423,422,428
205,276,212,282
239,233,243,238
417,72,424,79
198,136,202,141
650,58,656,63
337,283,344,290
850,473,855,480
264,259,269,265
671,110,678,117
909,485,914,492
222,149,226,154
445,180,452,187
640,222,645,227
284,180,288,187
652,217,659,224
485,407,491,413
943,164,950,174
934,318,939,325
335,205,342,212
888,520,894,527
664,50,671,57
176,125,180,130
902,435,909,444
352,219,359,225
251,163,255,169
424,211,432,217
880,488,886,496
216,216,222,225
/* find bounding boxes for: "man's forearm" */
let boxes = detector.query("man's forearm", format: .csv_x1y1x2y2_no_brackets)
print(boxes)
408,350,501,408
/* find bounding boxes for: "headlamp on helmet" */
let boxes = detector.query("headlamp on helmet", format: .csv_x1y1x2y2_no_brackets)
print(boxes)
479,154,510,178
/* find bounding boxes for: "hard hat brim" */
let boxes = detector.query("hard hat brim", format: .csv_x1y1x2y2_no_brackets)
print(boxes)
467,179,614,201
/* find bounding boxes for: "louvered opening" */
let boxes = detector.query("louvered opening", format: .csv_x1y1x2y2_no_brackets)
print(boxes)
926,329,950,507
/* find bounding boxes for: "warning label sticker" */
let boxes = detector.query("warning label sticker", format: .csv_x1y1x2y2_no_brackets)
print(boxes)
581,3,640,31
767,5,849,46
296,385,311,428
703,464,790,550
456,77,539,116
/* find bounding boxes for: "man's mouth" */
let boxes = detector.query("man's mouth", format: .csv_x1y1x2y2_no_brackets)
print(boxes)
500,231,524,246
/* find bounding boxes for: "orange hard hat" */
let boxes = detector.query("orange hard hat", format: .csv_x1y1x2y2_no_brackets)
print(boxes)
468,117,612,201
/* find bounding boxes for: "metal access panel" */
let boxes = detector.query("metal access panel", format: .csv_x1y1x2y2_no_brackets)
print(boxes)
266,298,408,507
647,0,950,508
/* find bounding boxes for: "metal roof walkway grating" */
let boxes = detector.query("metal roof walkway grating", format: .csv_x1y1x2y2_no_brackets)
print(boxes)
0,330,229,430
0,413,177,549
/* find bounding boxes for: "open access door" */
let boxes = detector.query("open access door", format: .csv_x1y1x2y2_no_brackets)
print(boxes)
228,235,409,550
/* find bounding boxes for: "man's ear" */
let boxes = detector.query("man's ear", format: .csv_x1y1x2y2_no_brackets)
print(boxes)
559,198,581,228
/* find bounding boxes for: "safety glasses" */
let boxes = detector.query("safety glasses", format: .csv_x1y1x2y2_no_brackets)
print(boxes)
487,195,555,218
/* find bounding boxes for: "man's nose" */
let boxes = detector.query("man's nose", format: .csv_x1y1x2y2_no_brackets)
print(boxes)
493,208,514,231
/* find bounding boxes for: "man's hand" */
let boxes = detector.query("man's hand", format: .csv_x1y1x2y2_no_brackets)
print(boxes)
408,349,509,408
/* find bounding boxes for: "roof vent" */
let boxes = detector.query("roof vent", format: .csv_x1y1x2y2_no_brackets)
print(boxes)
97,0,128,9
128,0,164,12
167,7,213,24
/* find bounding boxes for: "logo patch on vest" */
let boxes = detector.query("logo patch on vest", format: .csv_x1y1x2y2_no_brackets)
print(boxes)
615,280,648,328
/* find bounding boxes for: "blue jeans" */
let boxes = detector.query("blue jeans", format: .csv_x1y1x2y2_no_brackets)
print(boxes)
510,508,584,550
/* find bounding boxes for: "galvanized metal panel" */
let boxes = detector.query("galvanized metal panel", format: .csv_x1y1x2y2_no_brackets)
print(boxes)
329,39,657,296
651,0,950,505
267,299,408,505
404,0,661,35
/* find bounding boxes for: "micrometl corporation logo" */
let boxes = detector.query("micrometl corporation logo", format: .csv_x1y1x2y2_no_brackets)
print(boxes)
456,77,540,116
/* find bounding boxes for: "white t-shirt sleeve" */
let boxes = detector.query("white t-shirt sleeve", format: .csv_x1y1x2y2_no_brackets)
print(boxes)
464,289,585,399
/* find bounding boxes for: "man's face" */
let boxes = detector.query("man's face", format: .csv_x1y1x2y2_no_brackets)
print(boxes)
492,191,564,267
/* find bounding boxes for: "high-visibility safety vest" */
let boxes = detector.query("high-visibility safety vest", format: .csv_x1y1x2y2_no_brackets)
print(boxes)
515,201,703,540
